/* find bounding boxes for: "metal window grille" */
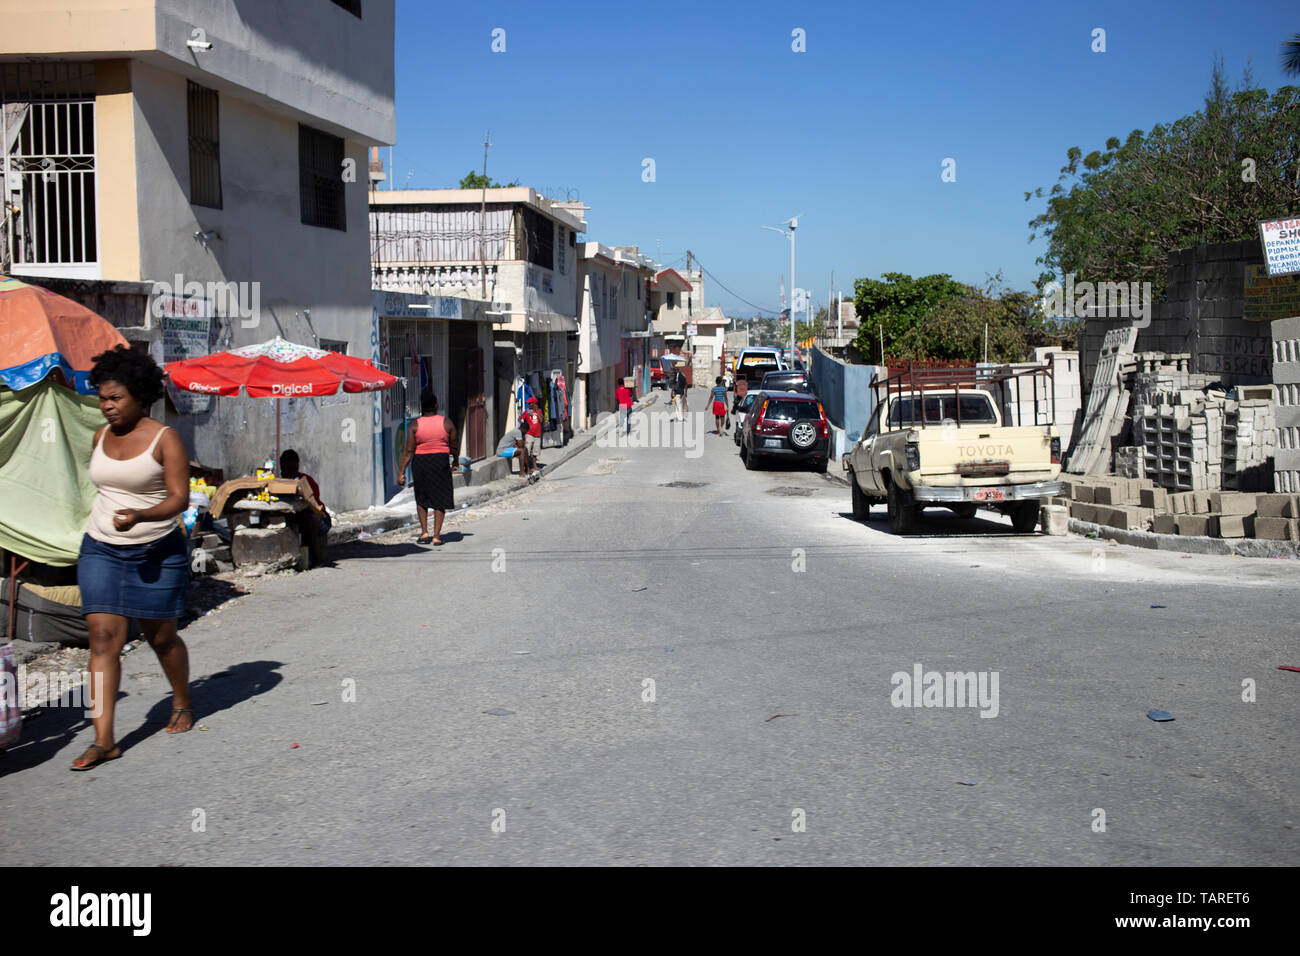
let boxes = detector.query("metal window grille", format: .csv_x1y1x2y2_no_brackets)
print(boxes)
187,81,221,208
556,225,565,274
1,62,98,274
521,205,553,270
299,124,346,231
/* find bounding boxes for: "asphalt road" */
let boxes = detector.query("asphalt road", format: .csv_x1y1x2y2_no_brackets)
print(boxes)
4,397,1298,865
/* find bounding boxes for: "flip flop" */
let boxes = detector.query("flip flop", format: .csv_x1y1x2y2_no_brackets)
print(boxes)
417,535,433,544
70,742,121,771
432,538,444,546
166,708,195,734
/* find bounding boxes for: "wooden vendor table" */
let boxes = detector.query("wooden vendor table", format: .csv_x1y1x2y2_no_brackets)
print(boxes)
211,476,327,569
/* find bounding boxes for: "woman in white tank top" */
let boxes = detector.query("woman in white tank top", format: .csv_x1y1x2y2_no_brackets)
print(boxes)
72,346,194,771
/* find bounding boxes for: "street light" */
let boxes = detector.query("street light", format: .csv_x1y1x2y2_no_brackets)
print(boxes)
761,215,800,366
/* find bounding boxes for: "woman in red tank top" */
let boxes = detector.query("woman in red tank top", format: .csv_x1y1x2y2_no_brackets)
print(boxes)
398,390,458,545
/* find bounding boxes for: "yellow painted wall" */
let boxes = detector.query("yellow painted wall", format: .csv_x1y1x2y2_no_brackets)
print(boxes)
93,59,141,280
0,1,156,55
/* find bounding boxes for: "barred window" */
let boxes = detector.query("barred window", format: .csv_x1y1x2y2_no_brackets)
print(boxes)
521,206,553,270
187,81,221,208
299,124,346,230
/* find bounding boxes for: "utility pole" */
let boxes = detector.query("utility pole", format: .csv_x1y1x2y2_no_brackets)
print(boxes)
479,131,491,300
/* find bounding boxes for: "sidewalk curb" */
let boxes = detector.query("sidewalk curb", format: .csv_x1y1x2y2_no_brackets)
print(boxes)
327,392,661,545
1068,518,1300,559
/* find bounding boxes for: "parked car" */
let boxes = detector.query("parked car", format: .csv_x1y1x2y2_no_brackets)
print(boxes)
738,390,830,472
732,391,758,445
760,369,813,394
649,364,666,389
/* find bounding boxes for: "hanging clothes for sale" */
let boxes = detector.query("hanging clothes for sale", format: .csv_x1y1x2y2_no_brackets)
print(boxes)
515,378,534,413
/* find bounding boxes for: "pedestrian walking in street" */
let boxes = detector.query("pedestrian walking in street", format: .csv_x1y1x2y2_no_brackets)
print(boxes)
616,377,635,435
709,376,728,434
72,345,193,770
672,367,688,421
398,390,458,546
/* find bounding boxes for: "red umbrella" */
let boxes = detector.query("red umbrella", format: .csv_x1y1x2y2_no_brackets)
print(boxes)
165,336,397,461
165,335,396,397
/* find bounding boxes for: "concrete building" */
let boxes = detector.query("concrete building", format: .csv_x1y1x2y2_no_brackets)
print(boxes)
0,0,396,509
371,290,500,502
573,242,658,427
370,187,585,447
644,265,728,381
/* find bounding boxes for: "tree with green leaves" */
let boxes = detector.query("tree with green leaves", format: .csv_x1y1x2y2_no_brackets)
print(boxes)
848,273,1078,363
458,171,519,189
849,272,966,360
1026,62,1300,299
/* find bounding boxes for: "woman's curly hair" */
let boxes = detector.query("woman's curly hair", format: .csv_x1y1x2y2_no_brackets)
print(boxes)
89,345,167,406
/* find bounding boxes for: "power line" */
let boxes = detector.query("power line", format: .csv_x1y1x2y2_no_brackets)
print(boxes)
690,255,781,315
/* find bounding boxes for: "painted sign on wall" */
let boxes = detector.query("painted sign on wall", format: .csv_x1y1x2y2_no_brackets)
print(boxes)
1244,265,1300,322
158,293,212,413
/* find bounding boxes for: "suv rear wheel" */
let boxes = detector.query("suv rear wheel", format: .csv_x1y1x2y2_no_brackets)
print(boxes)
788,420,818,451
742,442,758,470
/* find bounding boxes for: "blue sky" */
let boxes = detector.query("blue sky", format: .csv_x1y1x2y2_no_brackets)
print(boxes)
391,0,1296,317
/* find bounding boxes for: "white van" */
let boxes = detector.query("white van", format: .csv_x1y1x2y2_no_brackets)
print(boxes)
733,347,786,388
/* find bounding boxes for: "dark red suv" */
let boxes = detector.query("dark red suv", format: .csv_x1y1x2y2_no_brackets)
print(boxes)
739,391,830,473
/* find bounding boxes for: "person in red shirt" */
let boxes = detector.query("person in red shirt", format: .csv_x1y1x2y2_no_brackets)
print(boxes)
616,378,634,435
522,397,543,466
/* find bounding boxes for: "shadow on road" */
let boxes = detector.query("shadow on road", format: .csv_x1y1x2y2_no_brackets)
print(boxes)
0,659,284,776
832,509,1039,537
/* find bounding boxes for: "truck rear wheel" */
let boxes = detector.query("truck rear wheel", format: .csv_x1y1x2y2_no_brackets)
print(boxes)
887,480,917,535
851,479,870,520
1010,500,1041,533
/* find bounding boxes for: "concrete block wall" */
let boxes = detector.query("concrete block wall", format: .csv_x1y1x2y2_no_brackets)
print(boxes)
1080,239,1270,410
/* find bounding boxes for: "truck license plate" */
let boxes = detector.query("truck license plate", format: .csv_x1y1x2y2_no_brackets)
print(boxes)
973,488,1004,502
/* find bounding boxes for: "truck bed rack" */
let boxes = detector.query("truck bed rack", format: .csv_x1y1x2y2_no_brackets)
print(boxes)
874,358,1057,429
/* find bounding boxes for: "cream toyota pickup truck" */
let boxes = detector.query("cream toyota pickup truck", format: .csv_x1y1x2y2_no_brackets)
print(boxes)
844,365,1064,534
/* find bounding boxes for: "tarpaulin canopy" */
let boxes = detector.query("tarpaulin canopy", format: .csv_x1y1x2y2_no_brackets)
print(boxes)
0,380,102,565
164,336,398,398
0,274,129,394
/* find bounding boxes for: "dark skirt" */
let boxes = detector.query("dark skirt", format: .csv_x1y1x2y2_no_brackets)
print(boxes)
413,452,455,512
78,528,188,620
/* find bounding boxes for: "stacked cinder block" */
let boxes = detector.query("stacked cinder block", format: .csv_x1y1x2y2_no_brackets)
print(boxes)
1063,476,1157,531
1223,395,1275,491
1128,385,1270,492
1069,482,1300,542
1254,493,1300,541
1272,317,1300,493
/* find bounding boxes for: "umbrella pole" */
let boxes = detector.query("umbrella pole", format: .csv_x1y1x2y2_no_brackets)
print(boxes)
275,396,281,469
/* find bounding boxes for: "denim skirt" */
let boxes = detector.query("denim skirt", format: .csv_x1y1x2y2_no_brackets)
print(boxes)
78,528,188,620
